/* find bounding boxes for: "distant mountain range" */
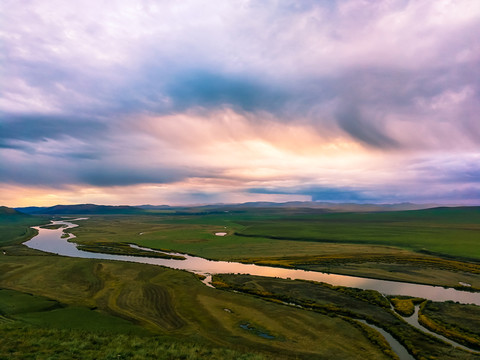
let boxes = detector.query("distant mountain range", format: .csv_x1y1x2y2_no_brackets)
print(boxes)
184,201,436,212
16,204,141,215
137,205,174,210
0,206,28,216
12,201,440,215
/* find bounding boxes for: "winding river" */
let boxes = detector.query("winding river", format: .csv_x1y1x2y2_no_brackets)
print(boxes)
24,219,480,359
25,219,480,305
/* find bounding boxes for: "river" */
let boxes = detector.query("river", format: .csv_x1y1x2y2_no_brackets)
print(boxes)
24,219,480,359
25,219,480,305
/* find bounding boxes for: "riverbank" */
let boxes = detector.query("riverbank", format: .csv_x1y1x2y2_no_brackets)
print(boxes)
66,212,480,291
24,220,480,305
20,219,480,359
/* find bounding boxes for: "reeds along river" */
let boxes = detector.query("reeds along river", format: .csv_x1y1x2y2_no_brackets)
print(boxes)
24,219,480,306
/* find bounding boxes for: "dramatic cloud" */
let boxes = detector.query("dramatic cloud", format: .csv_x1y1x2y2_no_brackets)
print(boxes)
1,0,480,206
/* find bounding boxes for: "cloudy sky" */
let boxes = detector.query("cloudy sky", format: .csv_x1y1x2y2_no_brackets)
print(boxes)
1,0,480,206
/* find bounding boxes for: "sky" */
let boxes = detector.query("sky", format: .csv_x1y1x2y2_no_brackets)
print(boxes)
1,0,480,207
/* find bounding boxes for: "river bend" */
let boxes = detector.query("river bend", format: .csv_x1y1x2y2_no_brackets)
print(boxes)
23,219,480,360
25,219,480,306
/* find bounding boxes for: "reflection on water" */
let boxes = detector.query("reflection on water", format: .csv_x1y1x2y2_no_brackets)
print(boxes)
24,220,480,306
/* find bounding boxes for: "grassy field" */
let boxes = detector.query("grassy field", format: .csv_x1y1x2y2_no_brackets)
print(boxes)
387,296,424,317
69,207,480,261
0,254,394,360
0,288,147,334
76,241,185,259
233,207,480,260
67,207,480,289
2,206,480,359
419,301,480,350
0,323,269,360
213,274,479,360
0,213,48,247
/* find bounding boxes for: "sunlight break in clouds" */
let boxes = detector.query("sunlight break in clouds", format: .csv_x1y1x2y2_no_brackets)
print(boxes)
1,0,480,206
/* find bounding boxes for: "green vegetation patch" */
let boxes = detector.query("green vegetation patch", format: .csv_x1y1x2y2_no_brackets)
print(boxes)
213,274,475,360
388,298,415,317
0,288,146,335
0,212,50,256
0,288,60,315
234,207,480,260
40,224,66,230
76,242,185,259
0,214,47,247
14,306,148,334
0,254,393,360
387,296,424,317
0,322,268,360
65,209,480,291
419,301,480,350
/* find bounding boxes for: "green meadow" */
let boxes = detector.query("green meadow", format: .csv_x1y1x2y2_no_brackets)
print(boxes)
0,211,47,247
1,205,480,359
70,207,480,260
0,256,391,360
234,207,480,259
419,301,480,350
69,207,480,289
212,273,478,359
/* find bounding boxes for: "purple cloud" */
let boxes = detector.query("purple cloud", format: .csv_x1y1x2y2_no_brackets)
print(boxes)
1,0,480,205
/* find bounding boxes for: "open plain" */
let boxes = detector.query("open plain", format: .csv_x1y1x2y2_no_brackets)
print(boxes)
1,205,480,359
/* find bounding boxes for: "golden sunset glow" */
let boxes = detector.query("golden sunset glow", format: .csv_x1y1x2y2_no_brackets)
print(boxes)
2,0,480,206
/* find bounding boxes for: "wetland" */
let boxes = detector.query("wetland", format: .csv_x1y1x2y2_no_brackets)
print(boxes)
1,205,480,359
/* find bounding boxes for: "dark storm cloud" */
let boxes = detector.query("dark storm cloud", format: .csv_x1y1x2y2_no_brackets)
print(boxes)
77,165,194,187
164,70,288,113
114,61,479,153
4,59,476,152
3,1,479,150
0,114,106,144
103,67,292,116
0,154,198,187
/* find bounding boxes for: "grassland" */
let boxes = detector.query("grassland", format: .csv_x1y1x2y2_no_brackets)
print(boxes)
212,274,479,360
387,296,424,317
0,288,147,334
0,213,48,248
419,301,480,350
0,255,392,360
69,207,480,261
68,207,480,289
233,207,480,260
76,242,185,259
2,206,480,359
0,324,268,360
